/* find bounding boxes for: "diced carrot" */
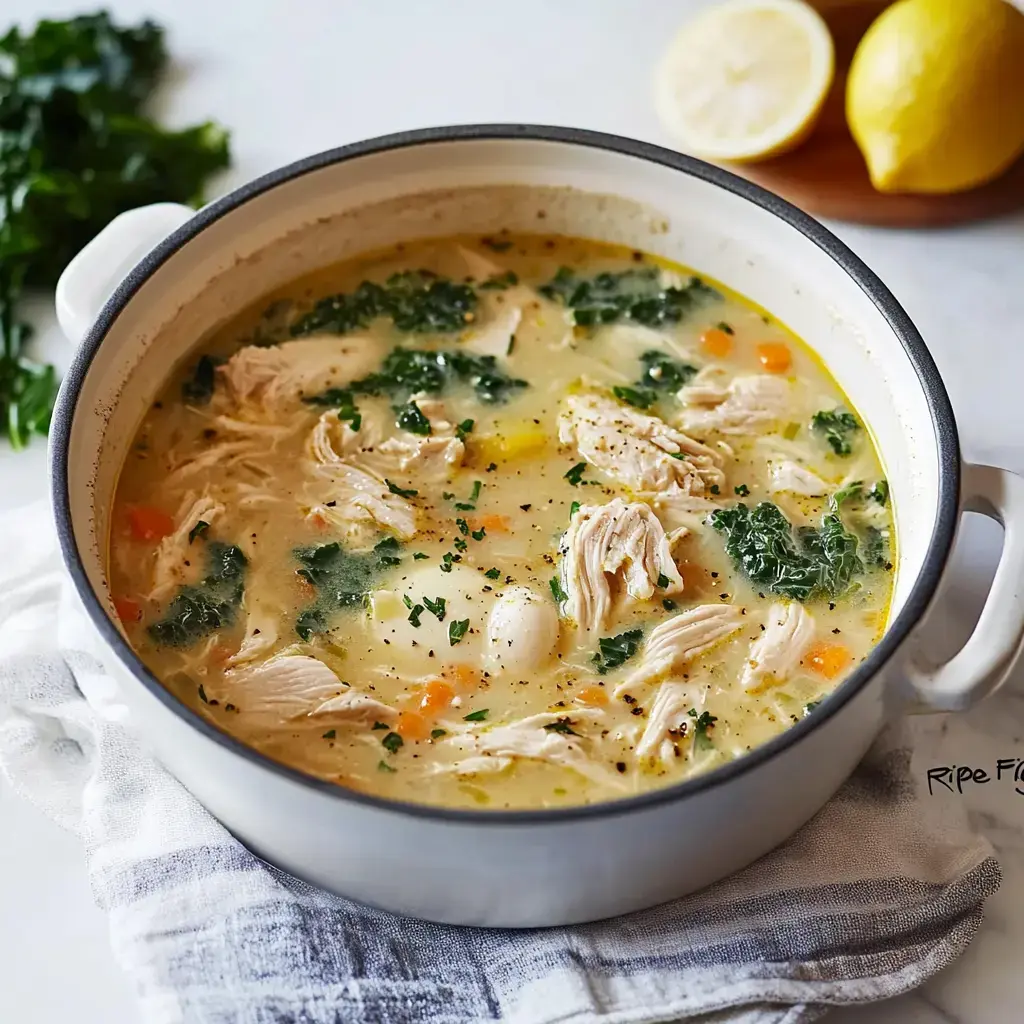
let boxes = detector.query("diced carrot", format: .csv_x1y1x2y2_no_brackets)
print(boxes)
112,596,141,623
756,342,792,374
445,663,480,689
576,684,609,707
396,710,431,741
700,327,732,359
419,679,455,714
469,514,510,533
804,642,851,680
127,505,175,541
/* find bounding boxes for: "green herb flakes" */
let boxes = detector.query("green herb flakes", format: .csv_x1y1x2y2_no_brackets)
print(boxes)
593,628,643,675
463,708,489,722
449,618,470,645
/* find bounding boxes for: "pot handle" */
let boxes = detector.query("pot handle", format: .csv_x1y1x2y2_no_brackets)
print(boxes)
905,462,1024,712
55,202,194,346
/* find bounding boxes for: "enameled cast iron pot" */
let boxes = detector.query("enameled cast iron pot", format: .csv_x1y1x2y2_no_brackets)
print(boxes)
50,126,1024,927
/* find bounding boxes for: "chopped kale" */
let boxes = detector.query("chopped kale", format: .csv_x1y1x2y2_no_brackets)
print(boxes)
291,270,477,337
396,400,432,436
479,271,518,290
385,478,418,498
448,618,470,646
688,709,717,751
862,526,890,568
148,541,247,647
484,567,501,580
463,708,489,722
549,576,569,604
456,418,474,440
868,479,889,506
301,387,361,429
293,538,401,639
540,266,720,328
803,700,821,716
613,385,657,409
0,11,230,449
637,350,698,391
182,355,218,405
831,481,863,508
188,520,209,544
593,628,644,675
811,409,860,456
710,501,864,602
734,484,750,497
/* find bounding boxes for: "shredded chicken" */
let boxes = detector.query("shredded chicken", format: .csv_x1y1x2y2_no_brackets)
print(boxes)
224,655,392,725
770,460,829,497
678,374,789,434
148,493,224,602
445,710,625,788
218,337,380,416
617,604,746,693
558,393,725,500
740,602,816,693
376,395,465,478
635,682,700,765
307,411,417,540
463,302,521,358
557,498,684,632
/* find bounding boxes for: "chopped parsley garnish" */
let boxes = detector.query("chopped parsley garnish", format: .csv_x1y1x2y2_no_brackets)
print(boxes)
471,527,486,541
423,595,446,621
292,537,401,640
549,576,569,604
803,701,822,716
198,683,209,704
454,480,483,511
637,350,698,391
407,604,425,627
396,401,432,436
456,418,474,440
188,520,209,544
300,387,361,431
613,385,658,409
570,501,581,518
543,718,579,736
539,266,720,328
291,270,477,337
688,709,718,751
710,484,720,495
863,526,890,568
322,729,336,740
453,537,468,552
448,618,470,645
811,409,860,456
413,552,429,560
149,542,247,647
371,721,389,731
734,484,750,497
430,728,447,740
710,501,863,602
656,573,671,589
456,517,470,535
386,479,418,498
716,322,735,335
593,628,644,674
381,731,404,754
463,708,489,722
663,598,678,611
484,567,501,580
564,462,587,486
868,479,889,505
378,759,397,773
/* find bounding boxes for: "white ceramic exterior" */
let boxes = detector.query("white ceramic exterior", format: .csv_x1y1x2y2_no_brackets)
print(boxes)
49,128,1024,926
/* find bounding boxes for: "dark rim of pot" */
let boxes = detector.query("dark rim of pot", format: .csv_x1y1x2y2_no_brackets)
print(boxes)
51,125,961,825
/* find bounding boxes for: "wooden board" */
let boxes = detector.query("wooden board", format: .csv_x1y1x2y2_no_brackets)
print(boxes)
726,0,1024,228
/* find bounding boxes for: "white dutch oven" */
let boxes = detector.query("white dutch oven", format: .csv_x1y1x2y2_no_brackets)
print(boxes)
50,126,1024,927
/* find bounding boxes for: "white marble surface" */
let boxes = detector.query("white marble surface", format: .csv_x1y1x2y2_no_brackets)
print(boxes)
1,1,1023,1021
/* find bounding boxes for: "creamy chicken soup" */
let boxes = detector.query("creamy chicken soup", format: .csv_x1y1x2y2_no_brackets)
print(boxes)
110,234,894,810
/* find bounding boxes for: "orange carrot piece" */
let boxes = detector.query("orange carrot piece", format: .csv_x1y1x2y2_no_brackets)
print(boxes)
112,597,141,623
700,327,732,359
419,679,456,714
396,710,431,741
755,342,791,374
127,505,175,542
804,642,851,680
470,514,510,533
576,685,609,707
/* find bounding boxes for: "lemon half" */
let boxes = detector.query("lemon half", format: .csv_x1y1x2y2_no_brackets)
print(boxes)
847,0,1024,194
654,0,835,163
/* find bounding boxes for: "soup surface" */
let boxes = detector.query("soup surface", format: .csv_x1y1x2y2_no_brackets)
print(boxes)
110,234,894,810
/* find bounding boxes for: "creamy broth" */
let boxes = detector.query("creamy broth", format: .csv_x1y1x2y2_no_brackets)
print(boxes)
110,234,894,810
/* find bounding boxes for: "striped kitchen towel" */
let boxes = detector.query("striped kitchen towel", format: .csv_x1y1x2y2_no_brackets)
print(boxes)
0,499,1001,1024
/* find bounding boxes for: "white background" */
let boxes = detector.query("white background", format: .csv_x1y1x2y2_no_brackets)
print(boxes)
2,2,1024,1022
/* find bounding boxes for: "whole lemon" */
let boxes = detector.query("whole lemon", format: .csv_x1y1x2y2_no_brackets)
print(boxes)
847,0,1024,194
